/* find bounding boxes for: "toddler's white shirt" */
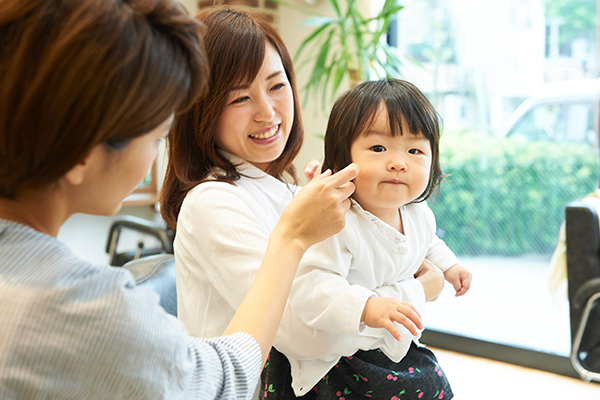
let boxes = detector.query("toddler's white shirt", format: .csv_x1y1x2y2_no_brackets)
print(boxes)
277,199,459,396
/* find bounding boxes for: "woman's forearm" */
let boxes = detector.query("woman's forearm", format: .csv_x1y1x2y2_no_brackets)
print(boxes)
222,227,305,366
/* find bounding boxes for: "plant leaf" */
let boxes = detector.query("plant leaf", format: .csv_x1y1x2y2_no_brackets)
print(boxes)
295,22,333,60
327,0,343,19
301,16,336,27
331,58,348,96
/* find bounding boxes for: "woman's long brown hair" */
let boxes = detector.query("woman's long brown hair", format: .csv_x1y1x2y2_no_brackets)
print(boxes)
160,6,303,229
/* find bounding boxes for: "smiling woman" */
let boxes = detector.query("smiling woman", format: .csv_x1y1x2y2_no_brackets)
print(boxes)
159,5,307,339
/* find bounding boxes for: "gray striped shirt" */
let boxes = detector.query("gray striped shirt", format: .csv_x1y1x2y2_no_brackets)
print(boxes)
0,219,261,399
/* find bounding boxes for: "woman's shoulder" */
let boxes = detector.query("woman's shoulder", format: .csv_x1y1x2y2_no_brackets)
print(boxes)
0,226,189,349
0,242,194,397
179,180,257,222
183,179,254,206
185,179,239,197
0,220,99,285
0,221,166,324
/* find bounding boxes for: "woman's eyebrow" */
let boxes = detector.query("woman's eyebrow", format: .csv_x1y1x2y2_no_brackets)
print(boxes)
266,70,284,80
229,71,284,92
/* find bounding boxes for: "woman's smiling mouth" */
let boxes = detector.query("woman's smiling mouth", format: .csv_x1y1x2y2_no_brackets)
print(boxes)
249,124,279,139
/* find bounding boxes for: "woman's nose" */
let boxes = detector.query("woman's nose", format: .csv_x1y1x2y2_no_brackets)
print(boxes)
254,95,275,122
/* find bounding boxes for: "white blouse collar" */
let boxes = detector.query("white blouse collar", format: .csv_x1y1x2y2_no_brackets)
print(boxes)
219,150,296,203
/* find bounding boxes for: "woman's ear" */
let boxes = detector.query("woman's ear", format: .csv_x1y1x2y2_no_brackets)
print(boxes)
63,145,105,186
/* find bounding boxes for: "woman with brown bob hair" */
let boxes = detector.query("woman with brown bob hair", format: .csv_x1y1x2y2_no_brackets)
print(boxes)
159,4,359,362
0,1,357,398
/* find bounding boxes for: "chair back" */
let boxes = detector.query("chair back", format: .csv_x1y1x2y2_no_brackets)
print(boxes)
122,254,177,316
565,201,600,381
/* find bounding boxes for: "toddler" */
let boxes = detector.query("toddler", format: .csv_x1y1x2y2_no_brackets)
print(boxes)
263,79,471,400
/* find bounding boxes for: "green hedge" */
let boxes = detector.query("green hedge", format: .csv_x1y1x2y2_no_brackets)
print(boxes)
428,131,600,256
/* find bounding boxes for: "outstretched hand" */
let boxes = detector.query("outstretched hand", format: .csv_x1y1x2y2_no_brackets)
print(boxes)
444,264,472,296
361,297,423,341
276,163,359,252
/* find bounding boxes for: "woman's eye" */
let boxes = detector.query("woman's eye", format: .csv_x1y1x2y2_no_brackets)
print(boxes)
230,96,249,105
371,145,386,152
271,83,285,91
408,148,422,155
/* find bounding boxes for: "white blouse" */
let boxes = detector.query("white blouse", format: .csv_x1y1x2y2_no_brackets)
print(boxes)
174,154,298,338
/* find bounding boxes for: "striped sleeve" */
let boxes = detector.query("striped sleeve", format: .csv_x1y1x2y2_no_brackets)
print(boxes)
91,268,263,400
186,333,262,399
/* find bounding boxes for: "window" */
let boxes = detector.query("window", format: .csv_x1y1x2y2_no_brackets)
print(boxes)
389,0,600,373
124,161,159,206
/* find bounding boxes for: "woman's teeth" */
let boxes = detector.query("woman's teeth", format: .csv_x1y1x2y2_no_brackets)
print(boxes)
250,125,278,139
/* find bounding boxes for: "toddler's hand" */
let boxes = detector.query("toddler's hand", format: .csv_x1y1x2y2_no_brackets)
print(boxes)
361,297,423,341
303,159,322,181
444,264,472,296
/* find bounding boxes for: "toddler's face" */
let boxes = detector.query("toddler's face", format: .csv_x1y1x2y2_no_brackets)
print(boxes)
350,105,432,215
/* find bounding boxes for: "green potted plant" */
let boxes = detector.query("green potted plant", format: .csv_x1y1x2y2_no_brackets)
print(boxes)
277,0,405,108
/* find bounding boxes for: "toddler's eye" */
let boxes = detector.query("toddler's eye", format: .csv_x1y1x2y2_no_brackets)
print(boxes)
371,145,386,152
409,148,422,155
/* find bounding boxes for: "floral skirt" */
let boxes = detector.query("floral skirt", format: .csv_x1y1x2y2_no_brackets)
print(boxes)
261,342,453,400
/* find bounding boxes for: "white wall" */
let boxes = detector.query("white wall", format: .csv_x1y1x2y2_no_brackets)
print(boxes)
179,0,198,14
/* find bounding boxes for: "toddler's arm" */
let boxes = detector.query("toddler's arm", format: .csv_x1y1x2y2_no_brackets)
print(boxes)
361,297,423,341
443,264,472,296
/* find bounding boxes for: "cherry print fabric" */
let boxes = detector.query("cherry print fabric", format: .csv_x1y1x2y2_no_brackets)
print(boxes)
262,343,453,400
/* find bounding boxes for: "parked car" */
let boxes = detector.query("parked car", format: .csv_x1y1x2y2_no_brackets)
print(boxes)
499,79,600,148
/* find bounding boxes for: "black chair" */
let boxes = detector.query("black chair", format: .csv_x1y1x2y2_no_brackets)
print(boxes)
565,201,600,382
106,215,174,266
122,254,177,317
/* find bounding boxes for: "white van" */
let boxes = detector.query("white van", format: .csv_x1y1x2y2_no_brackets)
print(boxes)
499,79,600,148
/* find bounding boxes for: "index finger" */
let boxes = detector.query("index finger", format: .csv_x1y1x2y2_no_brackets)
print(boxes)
323,163,359,187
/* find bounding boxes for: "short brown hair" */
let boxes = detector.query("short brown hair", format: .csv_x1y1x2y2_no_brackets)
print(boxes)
323,79,444,203
0,0,208,198
160,6,303,229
